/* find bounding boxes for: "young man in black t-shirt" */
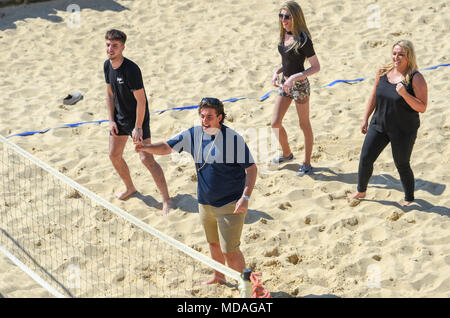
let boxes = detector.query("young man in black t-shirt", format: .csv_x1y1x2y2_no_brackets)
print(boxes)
104,29,172,215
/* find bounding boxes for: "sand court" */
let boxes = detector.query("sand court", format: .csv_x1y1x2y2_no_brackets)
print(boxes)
0,0,449,297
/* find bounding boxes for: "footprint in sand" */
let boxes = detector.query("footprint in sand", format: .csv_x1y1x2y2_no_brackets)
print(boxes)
287,254,303,265
278,202,292,210
95,209,113,223
388,211,404,221
349,198,361,207
113,272,126,283
372,255,382,262
264,247,280,258
67,190,81,199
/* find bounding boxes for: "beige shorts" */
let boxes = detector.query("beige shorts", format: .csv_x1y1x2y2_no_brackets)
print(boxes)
199,201,246,254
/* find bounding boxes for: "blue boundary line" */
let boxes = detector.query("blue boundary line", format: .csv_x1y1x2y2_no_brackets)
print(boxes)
320,63,450,88
6,63,449,138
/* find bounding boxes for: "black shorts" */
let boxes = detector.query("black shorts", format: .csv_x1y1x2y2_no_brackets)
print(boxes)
111,121,151,139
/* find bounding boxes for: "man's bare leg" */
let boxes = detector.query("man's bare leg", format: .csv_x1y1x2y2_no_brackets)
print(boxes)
224,251,246,276
139,138,173,215
198,242,226,285
109,135,137,200
199,245,245,285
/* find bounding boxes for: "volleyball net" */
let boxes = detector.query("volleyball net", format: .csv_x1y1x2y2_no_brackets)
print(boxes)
0,134,245,298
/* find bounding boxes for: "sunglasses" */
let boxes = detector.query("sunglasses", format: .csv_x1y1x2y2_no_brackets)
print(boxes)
200,97,222,106
278,13,291,20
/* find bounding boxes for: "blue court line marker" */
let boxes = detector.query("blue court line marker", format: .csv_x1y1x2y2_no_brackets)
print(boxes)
6,120,108,138
320,63,450,88
321,78,365,88
5,96,268,138
5,63,448,138
59,120,109,128
152,95,270,114
421,63,450,71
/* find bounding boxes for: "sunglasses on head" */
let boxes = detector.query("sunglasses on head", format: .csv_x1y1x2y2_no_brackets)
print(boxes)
200,97,222,106
278,13,291,20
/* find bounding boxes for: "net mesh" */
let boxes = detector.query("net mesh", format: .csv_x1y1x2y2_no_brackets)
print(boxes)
0,136,241,298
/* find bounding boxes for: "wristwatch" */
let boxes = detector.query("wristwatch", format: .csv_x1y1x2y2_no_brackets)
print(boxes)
242,195,250,201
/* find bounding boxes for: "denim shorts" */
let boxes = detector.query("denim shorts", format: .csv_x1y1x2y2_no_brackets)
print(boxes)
278,77,310,102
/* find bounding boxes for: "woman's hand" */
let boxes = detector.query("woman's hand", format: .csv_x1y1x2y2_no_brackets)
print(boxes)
396,83,407,97
272,73,280,87
283,77,294,94
361,119,368,134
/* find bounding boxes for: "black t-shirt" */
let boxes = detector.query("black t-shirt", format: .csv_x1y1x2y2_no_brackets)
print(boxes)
104,57,149,129
370,71,420,134
278,32,316,77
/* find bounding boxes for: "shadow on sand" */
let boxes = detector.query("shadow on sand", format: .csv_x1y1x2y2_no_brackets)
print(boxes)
0,0,128,31
280,165,448,215
136,192,275,222
0,228,73,297
269,291,340,298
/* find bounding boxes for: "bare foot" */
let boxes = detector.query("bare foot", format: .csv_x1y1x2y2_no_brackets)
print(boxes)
402,201,413,207
196,276,226,286
160,198,174,216
115,188,137,201
347,191,366,201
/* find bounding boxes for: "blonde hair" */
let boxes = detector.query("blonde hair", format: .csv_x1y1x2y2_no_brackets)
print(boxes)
278,1,312,54
378,40,419,85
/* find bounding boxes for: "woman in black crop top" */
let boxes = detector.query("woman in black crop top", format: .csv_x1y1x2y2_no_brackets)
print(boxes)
270,1,320,176
349,40,428,206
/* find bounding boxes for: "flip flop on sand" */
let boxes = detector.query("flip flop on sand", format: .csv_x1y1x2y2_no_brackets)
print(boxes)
63,91,84,105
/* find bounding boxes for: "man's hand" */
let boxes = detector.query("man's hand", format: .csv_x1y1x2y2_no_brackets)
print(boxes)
109,121,119,136
233,197,248,214
132,127,143,144
135,142,145,153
